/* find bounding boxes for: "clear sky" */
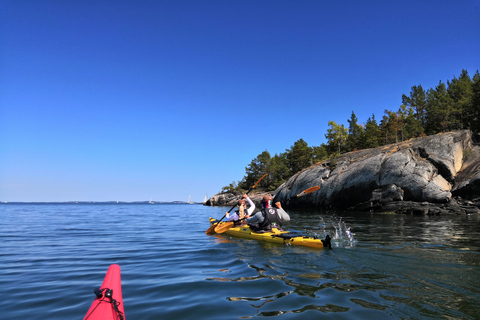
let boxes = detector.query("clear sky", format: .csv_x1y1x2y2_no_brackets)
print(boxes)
1,0,479,202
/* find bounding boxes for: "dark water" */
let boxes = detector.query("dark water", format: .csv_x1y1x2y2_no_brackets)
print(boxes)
1,204,479,319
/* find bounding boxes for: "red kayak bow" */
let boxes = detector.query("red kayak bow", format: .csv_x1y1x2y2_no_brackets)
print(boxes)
83,264,125,320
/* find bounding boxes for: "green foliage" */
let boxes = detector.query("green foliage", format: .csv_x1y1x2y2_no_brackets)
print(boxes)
241,150,271,189
448,69,474,130
286,139,313,174
426,81,455,134
325,121,348,154
221,181,241,193
346,111,365,151
312,144,328,163
269,153,290,189
379,105,423,144
402,85,427,127
382,109,402,143
402,105,424,139
364,115,381,148
221,68,480,194
470,71,480,131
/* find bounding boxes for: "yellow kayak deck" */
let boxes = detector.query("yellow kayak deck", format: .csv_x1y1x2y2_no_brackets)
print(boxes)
209,217,330,249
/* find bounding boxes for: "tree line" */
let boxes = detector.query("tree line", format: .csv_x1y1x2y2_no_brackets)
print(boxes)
222,69,480,193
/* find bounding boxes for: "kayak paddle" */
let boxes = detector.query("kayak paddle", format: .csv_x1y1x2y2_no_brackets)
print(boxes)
290,186,321,199
206,173,268,235
214,221,234,233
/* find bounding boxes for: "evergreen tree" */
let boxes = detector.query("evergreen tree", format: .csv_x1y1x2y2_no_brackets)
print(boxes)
242,150,271,189
224,68,480,196
448,69,473,130
380,109,402,144
402,85,427,127
426,81,454,134
325,121,348,155
312,144,328,163
364,114,381,148
269,153,290,189
397,105,408,142
402,105,424,139
346,111,365,151
222,181,239,193
470,71,480,132
286,139,313,174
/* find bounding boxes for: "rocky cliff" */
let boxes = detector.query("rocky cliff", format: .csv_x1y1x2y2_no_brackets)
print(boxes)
273,130,480,215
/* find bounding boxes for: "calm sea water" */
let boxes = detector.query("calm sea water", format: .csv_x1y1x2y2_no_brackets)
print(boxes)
1,203,479,320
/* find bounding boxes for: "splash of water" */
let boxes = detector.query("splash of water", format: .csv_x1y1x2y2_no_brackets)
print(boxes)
316,215,356,248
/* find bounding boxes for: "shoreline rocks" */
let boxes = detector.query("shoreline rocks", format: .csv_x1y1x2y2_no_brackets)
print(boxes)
274,130,480,215
206,130,480,215
205,192,269,209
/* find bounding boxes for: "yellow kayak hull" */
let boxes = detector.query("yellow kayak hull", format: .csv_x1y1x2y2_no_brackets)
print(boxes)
209,217,329,249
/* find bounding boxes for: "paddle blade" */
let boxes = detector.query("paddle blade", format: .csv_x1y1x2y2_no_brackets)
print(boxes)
205,224,217,235
215,222,234,234
296,186,321,197
207,174,267,235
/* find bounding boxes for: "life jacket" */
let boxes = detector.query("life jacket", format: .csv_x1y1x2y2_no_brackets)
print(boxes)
259,207,283,230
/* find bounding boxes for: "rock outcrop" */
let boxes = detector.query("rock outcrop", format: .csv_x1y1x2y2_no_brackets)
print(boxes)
205,191,269,209
273,130,480,215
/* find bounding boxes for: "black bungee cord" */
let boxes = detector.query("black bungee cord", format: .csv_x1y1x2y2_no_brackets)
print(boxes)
84,288,125,320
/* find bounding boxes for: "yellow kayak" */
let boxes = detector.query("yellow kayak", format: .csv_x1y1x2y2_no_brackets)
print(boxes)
208,217,332,249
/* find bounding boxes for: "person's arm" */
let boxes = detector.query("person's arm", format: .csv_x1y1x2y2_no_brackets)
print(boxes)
246,211,262,224
225,212,239,221
245,196,256,215
275,202,290,222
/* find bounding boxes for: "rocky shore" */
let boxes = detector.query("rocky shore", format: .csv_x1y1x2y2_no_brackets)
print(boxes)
205,192,269,210
207,130,480,215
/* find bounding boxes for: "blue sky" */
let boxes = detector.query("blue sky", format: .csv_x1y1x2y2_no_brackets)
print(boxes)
1,0,479,202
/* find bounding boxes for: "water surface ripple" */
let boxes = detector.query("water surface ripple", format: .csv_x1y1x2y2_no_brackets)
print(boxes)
0,204,479,319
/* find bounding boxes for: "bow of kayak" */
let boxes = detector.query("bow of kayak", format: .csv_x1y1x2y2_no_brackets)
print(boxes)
208,217,332,249
83,264,125,320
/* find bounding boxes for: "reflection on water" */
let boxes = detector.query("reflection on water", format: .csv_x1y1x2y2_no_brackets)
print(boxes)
0,204,479,320
205,209,480,320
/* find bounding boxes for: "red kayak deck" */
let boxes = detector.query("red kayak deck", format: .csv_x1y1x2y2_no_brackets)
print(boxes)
83,264,125,320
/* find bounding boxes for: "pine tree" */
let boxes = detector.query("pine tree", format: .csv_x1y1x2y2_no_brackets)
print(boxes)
325,121,348,155
286,139,313,174
402,85,427,127
402,105,424,139
448,69,473,130
381,109,402,144
268,154,290,188
242,150,271,189
312,144,328,163
426,81,454,134
364,114,381,148
397,106,408,142
470,71,480,131
346,111,365,151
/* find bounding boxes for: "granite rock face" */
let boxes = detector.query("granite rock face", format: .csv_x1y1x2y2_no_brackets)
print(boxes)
274,130,480,215
205,192,268,209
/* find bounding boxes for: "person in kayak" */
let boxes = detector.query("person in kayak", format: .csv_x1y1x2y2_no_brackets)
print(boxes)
246,195,290,231
225,194,255,224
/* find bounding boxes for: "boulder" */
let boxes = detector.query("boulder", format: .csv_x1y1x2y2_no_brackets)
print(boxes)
205,191,270,210
273,130,480,215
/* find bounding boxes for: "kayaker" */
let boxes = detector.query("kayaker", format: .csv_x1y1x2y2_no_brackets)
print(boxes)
225,194,255,223
246,195,290,231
